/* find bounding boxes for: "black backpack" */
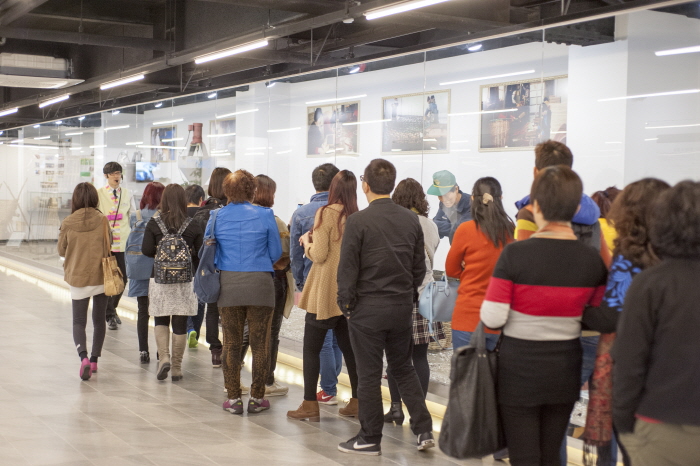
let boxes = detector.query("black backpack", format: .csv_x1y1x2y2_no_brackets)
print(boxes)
572,221,602,252
153,213,193,284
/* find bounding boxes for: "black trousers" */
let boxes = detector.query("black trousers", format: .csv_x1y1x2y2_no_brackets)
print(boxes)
348,304,432,443
153,315,188,335
105,252,126,319
205,301,222,351
267,274,287,385
303,315,358,401
388,343,429,402
72,294,107,359
500,402,575,466
137,296,150,352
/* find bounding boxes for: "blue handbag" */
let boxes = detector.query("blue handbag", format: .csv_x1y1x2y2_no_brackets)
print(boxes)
194,209,220,303
419,274,459,335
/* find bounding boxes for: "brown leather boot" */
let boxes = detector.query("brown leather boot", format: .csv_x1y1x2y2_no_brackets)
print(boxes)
287,400,320,422
339,398,358,417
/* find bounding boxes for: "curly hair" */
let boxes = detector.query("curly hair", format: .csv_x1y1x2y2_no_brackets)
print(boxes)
650,180,700,260
223,169,257,204
392,178,429,217
608,178,670,268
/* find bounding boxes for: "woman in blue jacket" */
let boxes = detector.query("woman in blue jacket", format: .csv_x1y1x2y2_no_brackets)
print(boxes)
206,169,282,415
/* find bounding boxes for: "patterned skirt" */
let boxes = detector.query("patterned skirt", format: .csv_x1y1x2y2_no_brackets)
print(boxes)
412,303,445,345
148,279,197,317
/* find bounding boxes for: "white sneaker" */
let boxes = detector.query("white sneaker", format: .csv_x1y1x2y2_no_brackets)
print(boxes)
265,381,289,397
222,384,249,395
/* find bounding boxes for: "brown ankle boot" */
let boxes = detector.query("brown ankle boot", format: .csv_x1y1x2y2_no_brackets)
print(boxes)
339,398,358,417
287,400,320,422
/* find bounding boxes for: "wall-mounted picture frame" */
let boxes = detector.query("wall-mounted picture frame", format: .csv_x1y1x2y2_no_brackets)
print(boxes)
479,75,568,151
381,90,450,155
150,126,178,162
306,102,360,157
208,118,236,156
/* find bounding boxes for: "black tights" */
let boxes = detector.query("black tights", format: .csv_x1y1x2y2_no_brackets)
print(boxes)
302,316,358,401
388,343,429,402
153,315,187,335
137,296,150,352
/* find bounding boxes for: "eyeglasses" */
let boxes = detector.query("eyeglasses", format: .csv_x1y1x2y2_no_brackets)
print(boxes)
109,171,122,176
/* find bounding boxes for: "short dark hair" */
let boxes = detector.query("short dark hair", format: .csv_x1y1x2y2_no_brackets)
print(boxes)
312,163,339,192
103,161,122,175
363,159,396,195
650,180,700,260
253,174,276,208
224,170,257,204
530,166,582,222
208,167,232,201
392,178,429,216
535,140,573,170
185,184,205,206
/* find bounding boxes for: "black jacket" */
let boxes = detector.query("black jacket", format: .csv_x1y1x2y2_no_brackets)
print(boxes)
192,197,225,234
612,258,700,433
337,198,426,314
142,215,204,273
432,190,472,243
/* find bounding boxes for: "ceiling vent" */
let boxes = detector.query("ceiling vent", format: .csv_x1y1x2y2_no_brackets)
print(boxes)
0,53,83,89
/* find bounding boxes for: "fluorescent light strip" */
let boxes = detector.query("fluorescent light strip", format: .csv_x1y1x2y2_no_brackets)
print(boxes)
440,70,535,86
8,144,57,149
104,125,130,131
162,138,184,142
605,141,622,144
267,127,301,133
645,123,700,129
276,150,292,155
305,94,367,105
449,108,518,117
65,132,83,136
342,119,390,126
423,138,437,142
69,147,83,151
90,145,106,148
365,0,451,20
153,118,183,125
136,145,188,150
211,152,231,157
645,138,658,141
216,108,259,119
598,89,700,102
195,39,269,64
551,131,567,134
211,150,229,153
33,136,51,140
0,108,19,117
207,133,236,138
125,141,144,145
100,74,145,90
39,94,70,108
655,45,700,56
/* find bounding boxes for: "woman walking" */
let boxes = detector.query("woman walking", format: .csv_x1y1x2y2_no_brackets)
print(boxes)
210,170,282,414
58,182,111,380
126,181,165,363
142,184,203,381
382,178,443,424
446,177,514,351
287,170,360,422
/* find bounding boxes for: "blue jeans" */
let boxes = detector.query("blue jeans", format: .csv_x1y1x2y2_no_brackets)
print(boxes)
560,336,619,465
187,300,205,337
319,330,342,396
452,329,500,351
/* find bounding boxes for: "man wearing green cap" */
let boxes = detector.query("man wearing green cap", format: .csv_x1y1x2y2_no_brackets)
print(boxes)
428,170,472,244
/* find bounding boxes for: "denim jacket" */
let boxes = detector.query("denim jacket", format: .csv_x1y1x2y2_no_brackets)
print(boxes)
205,202,282,272
290,191,329,290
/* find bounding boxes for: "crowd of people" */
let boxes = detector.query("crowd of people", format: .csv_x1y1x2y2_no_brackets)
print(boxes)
56,140,700,465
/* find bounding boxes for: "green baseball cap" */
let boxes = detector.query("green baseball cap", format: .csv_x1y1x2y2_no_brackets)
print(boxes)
427,170,457,196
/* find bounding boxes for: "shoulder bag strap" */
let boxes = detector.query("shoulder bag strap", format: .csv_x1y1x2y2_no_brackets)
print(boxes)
112,189,122,229
177,216,193,236
210,209,219,240
102,218,113,257
153,212,169,236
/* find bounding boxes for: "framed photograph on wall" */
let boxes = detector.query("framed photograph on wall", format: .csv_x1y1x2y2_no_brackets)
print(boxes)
208,118,236,156
479,75,568,151
150,126,178,162
381,90,450,155
306,102,360,157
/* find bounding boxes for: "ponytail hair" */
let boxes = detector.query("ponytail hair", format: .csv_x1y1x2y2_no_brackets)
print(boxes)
471,177,514,248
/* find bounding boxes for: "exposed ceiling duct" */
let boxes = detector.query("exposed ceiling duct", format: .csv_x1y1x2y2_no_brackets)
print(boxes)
0,53,83,89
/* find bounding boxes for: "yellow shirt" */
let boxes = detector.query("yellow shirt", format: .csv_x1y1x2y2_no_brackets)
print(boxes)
599,218,617,254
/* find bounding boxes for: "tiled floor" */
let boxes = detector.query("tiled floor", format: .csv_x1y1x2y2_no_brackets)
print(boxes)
0,264,493,466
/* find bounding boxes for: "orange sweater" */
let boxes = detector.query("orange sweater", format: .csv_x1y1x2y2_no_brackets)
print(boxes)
445,220,510,333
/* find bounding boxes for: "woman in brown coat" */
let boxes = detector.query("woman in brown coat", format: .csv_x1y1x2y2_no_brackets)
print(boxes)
287,170,361,421
58,183,112,381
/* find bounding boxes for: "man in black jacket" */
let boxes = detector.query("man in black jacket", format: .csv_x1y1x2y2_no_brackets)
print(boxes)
336,159,434,456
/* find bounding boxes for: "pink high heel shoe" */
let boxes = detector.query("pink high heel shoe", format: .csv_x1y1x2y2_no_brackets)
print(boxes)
80,358,92,380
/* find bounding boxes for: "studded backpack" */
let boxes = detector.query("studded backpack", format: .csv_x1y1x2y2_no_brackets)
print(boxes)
153,213,193,284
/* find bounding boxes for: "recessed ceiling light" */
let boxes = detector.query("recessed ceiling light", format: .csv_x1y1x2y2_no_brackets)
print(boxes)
78,116,85,121
155,102,163,108
467,44,483,52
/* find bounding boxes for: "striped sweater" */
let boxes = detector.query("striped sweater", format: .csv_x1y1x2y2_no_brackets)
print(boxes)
481,235,607,341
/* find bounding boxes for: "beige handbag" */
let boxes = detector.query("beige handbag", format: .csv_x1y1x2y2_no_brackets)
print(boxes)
102,220,125,297
283,270,295,319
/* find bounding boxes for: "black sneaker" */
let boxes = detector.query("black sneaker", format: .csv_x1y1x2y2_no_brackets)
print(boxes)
417,432,435,451
338,435,381,456
107,316,118,330
115,315,122,325
139,351,150,364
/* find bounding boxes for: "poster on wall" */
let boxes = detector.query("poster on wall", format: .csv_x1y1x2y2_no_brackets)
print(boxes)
209,118,236,156
381,90,450,155
150,126,177,162
479,75,568,151
306,102,359,157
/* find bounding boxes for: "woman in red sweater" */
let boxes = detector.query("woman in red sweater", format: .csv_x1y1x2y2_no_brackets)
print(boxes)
445,177,514,350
